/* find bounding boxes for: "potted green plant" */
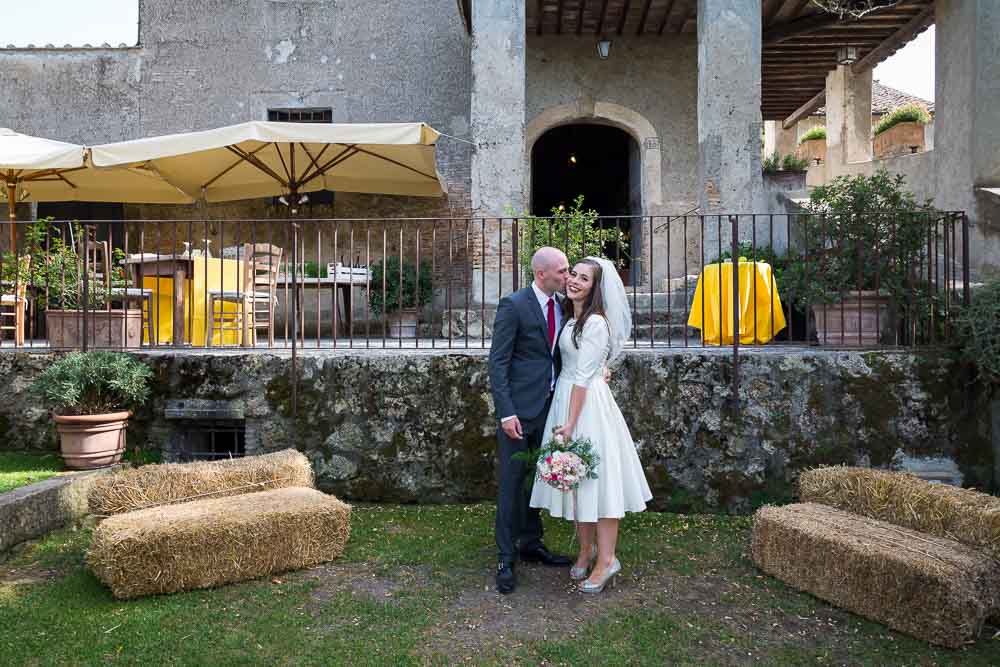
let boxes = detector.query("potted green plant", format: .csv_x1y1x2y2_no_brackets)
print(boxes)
784,169,937,346
874,103,931,159
19,220,142,349
31,351,153,470
368,255,433,337
516,195,628,279
797,126,826,165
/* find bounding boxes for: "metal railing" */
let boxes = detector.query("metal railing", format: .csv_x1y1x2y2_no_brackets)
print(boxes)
0,212,969,355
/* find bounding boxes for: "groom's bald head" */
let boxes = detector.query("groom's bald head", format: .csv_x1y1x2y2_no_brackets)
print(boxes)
531,247,569,296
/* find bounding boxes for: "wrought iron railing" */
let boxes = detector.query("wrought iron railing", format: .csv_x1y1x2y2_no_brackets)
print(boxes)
0,212,969,355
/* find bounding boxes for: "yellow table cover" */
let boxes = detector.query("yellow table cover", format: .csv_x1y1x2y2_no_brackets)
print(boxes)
687,260,786,345
143,257,246,346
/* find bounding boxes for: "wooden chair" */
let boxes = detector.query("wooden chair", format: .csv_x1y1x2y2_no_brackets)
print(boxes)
84,235,157,346
206,243,282,347
0,255,30,346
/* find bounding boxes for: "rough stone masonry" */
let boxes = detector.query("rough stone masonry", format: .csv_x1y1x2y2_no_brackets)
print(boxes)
0,348,992,512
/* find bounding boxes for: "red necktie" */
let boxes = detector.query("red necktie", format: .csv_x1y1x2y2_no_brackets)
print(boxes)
546,297,556,350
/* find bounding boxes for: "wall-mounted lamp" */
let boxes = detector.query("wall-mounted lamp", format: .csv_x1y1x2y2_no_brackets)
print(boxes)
568,153,577,166
836,45,860,65
597,39,611,60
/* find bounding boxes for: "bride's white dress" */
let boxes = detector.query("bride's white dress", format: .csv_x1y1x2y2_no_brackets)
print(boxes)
530,315,653,522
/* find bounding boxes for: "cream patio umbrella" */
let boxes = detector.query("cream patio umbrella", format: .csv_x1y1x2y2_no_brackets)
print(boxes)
89,120,447,203
1,128,195,249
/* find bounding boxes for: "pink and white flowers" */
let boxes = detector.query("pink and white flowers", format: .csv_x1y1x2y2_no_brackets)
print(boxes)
537,449,589,493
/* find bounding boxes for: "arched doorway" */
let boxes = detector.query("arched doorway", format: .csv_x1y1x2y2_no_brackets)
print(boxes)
530,123,641,284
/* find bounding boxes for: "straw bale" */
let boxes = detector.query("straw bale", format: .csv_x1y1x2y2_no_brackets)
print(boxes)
751,503,1000,648
800,466,1000,559
87,486,351,599
88,449,314,516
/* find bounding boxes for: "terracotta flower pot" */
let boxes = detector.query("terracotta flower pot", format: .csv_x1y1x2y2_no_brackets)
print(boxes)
387,309,418,338
812,291,891,347
53,411,131,470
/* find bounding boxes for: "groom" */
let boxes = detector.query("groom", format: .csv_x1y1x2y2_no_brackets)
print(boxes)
488,246,573,594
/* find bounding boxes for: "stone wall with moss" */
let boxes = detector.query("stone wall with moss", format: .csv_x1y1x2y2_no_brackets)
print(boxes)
0,349,993,511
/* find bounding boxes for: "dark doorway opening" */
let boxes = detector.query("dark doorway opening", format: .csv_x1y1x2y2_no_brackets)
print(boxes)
530,124,641,284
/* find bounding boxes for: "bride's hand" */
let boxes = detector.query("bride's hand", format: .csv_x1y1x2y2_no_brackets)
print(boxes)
552,423,574,442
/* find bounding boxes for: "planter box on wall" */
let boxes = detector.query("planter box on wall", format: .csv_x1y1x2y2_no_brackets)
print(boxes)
797,138,826,165
812,291,891,347
45,309,143,349
874,121,925,159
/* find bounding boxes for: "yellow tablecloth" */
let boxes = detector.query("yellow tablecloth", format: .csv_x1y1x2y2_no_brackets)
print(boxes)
687,261,786,345
143,258,246,346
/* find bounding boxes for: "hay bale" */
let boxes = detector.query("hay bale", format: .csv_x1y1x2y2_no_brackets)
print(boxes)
87,486,351,599
751,503,1000,648
800,466,1000,559
88,449,314,515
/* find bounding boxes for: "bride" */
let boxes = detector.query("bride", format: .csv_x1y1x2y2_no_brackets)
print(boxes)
529,256,653,593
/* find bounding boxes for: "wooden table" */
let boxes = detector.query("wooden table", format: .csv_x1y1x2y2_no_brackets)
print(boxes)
125,253,193,348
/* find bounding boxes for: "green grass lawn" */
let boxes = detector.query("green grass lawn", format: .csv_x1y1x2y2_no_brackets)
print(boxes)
0,452,63,494
0,504,996,666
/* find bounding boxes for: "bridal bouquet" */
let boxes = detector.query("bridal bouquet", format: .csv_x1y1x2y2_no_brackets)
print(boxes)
516,433,600,492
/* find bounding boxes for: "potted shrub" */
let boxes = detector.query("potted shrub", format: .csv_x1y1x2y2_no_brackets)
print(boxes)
516,195,628,279
31,351,153,470
19,220,142,349
874,103,931,159
784,169,937,346
368,255,433,337
763,151,810,189
797,126,826,165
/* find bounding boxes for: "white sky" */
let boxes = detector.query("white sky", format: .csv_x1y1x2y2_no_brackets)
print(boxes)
873,25,935,102
0,1,934,103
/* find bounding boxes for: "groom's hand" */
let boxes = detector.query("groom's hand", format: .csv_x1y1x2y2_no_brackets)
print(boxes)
501,416,524,440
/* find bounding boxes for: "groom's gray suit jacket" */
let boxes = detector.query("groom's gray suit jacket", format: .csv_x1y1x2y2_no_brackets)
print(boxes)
488,287,563,426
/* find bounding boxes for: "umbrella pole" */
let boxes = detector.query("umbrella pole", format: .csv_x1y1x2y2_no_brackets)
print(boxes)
6,182,16,251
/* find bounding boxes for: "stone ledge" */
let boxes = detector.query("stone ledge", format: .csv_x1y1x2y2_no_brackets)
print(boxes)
0,470,110,552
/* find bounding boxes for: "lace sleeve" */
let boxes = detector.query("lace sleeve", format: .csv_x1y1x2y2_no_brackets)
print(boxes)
569,316,610,388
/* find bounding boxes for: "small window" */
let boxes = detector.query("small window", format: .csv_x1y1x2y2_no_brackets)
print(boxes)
267,107,335,206
267,108,333,123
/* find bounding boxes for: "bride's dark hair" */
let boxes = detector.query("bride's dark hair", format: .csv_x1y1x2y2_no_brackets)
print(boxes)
562,258,606,349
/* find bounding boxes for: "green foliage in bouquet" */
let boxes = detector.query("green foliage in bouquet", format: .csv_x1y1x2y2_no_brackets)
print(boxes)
513,433,601,491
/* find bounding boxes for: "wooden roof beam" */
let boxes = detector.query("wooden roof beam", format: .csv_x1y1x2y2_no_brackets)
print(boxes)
657,0,676,35
782,90,826,129
617,0,632,35
637,0,653,35
596,0,609,34
851,5,934,74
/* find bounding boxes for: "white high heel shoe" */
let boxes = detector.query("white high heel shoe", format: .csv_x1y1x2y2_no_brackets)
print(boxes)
579,558,621,593
569,545,597,581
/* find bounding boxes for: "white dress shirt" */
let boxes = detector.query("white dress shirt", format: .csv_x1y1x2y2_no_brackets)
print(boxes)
501,283,561,423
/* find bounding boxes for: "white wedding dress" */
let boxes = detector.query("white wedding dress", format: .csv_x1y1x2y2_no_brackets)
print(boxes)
529,314,653,522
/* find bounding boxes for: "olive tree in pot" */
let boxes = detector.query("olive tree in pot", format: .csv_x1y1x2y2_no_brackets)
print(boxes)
784,169,939,346
31,352,153,470
368,256,433,338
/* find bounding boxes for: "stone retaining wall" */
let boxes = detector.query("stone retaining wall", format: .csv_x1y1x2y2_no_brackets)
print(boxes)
0,349,993,511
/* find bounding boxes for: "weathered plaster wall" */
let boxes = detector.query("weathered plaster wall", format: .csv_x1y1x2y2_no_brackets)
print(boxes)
1,349,992,512
0,0,473,222
526,34,698,216
526,34,698,285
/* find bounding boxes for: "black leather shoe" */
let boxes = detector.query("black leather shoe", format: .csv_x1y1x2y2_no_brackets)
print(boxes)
519,545,572,567
496,561,516,594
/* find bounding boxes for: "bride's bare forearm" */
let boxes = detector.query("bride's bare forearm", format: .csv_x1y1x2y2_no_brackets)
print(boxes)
565,385,588,433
